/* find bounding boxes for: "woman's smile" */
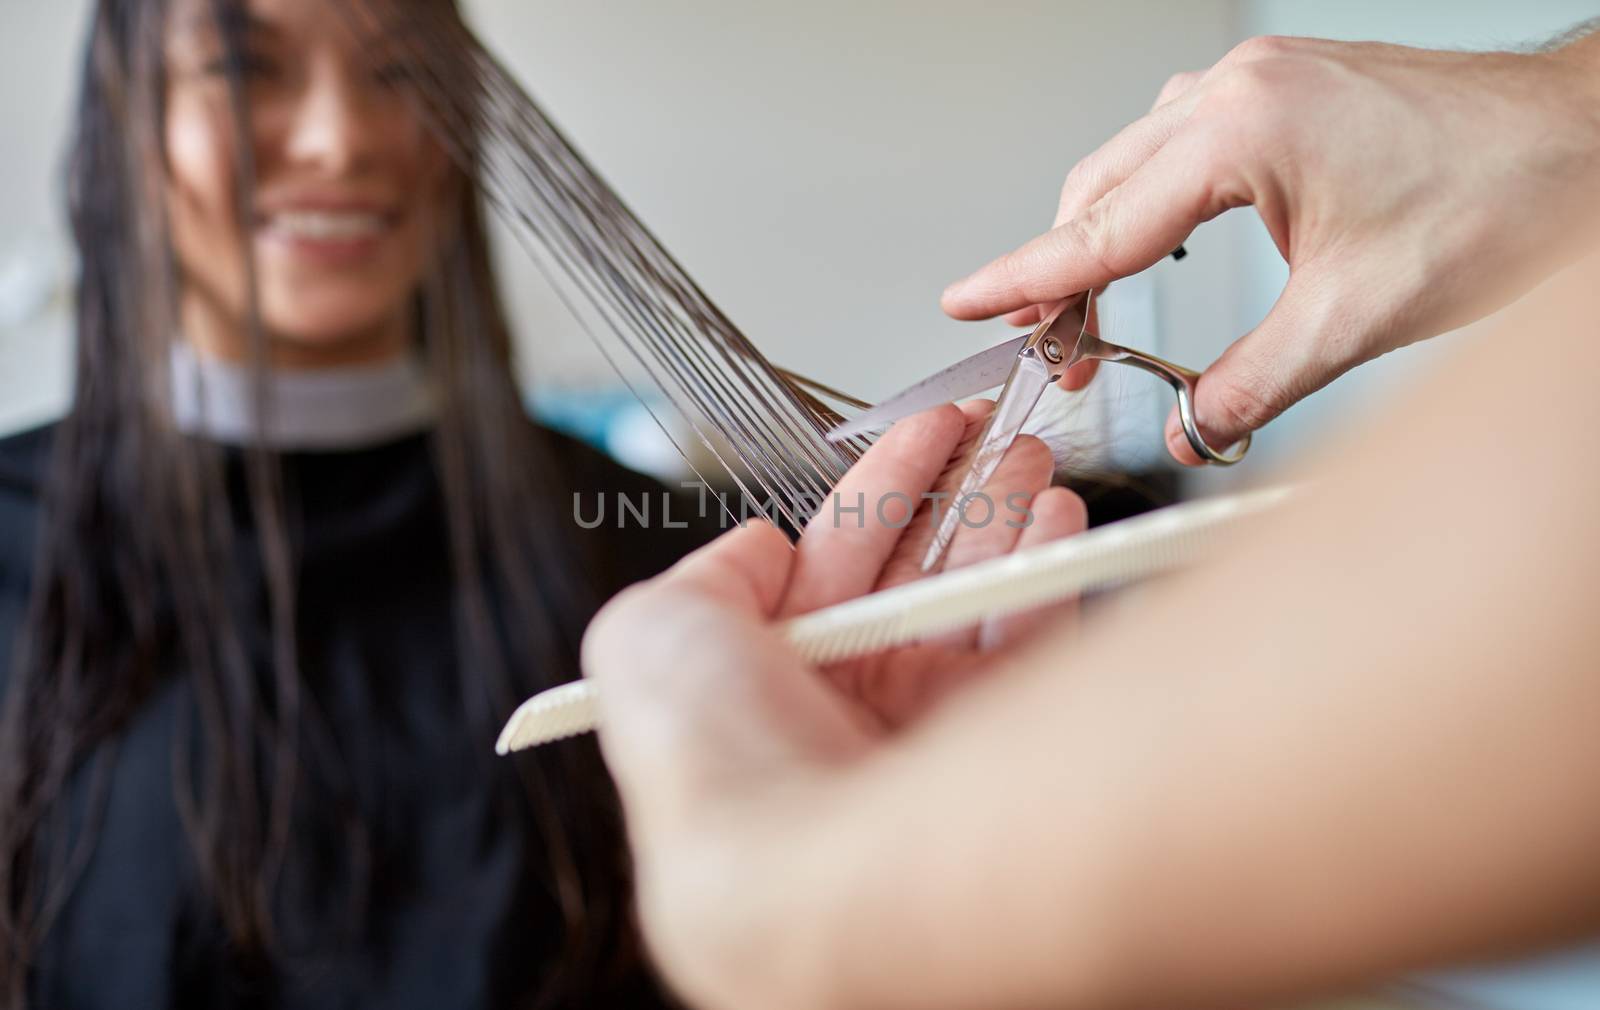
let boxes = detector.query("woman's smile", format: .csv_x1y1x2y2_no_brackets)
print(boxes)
256,197,403,267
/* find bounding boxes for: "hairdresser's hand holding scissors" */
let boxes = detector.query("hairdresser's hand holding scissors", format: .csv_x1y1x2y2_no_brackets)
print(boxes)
585,402,1083,1009
943,34,1600,463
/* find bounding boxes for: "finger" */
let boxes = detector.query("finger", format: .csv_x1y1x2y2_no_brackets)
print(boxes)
664,520,797,616
855,483,1085,723
585,523,795,747
587,522,796,702
929,433,1057,650
782,403,967,615
942,126,1244,321
1060,358,1100,392
588,524,872,816
1161,271,1330,465
1004,278,1106,338
978,487,1088,650
1053,90,1201,230
1058,290,1108,391
1150,69,1204,112
938,435,1055,576
870,399,996,591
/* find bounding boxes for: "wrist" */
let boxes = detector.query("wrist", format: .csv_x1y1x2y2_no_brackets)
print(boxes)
800,737,1126,1010
1518,38,1600,250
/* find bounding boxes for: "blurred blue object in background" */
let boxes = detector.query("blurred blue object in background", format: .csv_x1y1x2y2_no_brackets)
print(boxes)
528,386,693,483
1413,944,1600,1010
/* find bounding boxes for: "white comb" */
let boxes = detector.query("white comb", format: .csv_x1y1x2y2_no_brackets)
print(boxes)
495,485,1293,754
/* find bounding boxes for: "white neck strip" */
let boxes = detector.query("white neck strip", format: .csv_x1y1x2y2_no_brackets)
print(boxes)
168,342,436,451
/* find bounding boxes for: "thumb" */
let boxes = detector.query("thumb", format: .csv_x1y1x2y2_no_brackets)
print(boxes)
665,520,796,617
586,522,809,810
586,522,796,702
1163,274,1332,465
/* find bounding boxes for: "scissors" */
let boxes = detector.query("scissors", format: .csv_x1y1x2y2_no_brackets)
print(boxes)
825,291,1250,571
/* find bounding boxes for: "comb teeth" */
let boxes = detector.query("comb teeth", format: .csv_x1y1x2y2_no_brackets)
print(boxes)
495,486,1294,754
789,484,1292,661
495,682,599,755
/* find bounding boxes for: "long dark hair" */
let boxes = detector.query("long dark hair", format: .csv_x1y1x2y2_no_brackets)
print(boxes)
0,0,641,1004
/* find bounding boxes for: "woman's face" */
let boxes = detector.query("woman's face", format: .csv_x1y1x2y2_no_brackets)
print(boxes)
164,0,452,362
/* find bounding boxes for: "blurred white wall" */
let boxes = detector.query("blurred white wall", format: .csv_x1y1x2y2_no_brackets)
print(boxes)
0,2,85,434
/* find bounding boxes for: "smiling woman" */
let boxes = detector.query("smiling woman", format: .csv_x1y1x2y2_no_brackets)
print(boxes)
0,0,731,1006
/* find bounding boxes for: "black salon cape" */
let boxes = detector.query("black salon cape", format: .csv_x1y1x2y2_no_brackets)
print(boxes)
0,421,718,1009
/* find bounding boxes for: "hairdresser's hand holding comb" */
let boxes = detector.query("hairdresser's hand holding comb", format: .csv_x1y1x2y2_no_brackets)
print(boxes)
584,403,1084,1010
943,32,1600,464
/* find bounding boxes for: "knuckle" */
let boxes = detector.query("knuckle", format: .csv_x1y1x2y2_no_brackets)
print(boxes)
1205,369,1287,433
1206,40,1325,127
1195,62,1295,147
1002,238,1069,300
1155,70,1200,106
1212,61,1274,108
1225,34,1296,65
993,247,1034,294
1061,207,1119,279
1061,159,1094,201
1057,158,1103,220
1005,434,1055,482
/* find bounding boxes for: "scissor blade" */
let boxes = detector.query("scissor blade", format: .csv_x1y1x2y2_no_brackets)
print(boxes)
825,334,1028,442
922,355,1053,572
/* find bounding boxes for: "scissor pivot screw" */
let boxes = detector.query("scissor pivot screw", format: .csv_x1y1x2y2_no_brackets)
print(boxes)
1041,338,1064,364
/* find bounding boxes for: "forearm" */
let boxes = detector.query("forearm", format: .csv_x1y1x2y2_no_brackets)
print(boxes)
805,257,1600,1008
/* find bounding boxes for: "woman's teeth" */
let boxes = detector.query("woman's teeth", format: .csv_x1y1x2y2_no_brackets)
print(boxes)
266,211,390,240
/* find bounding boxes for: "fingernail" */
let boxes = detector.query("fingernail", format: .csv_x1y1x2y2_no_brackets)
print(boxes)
1165,421,1195,464
1165,425,1184,456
